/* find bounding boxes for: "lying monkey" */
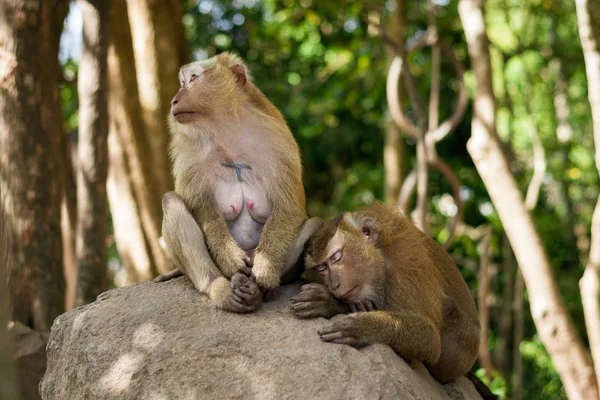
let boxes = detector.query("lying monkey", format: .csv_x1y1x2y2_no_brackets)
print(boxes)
290,202,480,383
157,52,321,313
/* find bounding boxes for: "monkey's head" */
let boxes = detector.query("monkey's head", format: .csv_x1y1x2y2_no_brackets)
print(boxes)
305,213,386,304
169,52,249,129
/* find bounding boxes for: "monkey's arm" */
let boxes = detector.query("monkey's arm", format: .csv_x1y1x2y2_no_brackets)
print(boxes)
190,194,250,278
252,205,305,290
289,283,349,319
318,311,442,365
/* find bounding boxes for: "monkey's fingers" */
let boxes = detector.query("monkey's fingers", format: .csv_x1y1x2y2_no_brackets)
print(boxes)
300,283,327,292
290,300,322,312
226,296,258,314
231,272,251,289
237,284,259,296
238,265,253,276
319,330,349,342
290,290,328,303
243,255,254,267
365,301,376,311
233,288,258,303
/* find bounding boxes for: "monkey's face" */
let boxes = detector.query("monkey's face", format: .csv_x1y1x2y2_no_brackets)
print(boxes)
169,58,245,127
306,214,385,303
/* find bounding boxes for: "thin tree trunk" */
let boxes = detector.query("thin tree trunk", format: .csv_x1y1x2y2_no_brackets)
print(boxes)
127,0,183,201
576,0,600,392
107,132,154,283
495,233,514,378
0,193,20,399
512,269,524,400
458,1,598,399
61,137,77,310
108,0,170,276
0,0,65,332
51,0,78,311
385,0,407,206
75,0,110,306
477,227,494,380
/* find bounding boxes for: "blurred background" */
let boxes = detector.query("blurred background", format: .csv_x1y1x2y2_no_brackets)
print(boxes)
2,0,600,399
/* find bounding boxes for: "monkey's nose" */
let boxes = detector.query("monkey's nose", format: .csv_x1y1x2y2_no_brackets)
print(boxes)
171,98,178,105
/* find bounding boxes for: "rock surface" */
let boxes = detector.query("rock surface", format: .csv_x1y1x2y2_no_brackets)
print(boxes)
11,321,48,400
41,278,482,400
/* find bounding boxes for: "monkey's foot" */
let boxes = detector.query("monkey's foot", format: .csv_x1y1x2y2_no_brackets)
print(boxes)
153,268,184,282
289,283,343,319
230,272,262,311
318,314,370,348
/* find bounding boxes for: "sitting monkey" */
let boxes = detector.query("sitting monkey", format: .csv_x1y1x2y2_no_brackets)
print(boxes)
290,202,480,383
157,52,321,313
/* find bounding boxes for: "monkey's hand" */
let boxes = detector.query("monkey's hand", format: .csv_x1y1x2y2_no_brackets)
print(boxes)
348,299,378,313
230,272,262,310
290,284,348,319
318,314,370,348
250,253,281,291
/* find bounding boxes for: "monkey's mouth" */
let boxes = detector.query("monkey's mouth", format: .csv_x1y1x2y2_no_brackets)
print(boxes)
172,110,197,123
337,285,361,301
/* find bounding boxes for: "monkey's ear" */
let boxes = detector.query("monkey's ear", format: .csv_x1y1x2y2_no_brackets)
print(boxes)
230,64,247,87
359,217,379,244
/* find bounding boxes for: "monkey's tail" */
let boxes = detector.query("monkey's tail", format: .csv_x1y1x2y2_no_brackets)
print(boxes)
465,372,498,400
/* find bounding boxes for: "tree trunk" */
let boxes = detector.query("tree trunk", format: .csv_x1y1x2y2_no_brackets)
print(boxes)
107,132,154,283
0,0,66,332
0,197,20,399
495,233,514,378
477,227,494,380
61,137,78,310
512,269,524,400
126,0,184,201
75,0,110,306
576,0,600,392
458,1,598,399
51,0,78,311
108,0,171,277
384,0,407,206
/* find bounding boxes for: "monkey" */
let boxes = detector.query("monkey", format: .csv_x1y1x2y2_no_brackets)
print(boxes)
157,52,321,313
289,202,480,384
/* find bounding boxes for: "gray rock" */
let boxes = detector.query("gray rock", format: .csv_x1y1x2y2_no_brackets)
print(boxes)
10,321,48,400
41,278,482,400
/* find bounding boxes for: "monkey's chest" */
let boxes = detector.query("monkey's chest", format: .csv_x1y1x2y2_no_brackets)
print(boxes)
214,162,271,252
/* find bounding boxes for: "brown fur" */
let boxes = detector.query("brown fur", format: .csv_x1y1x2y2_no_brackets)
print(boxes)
160,53,316,313
290,202,480,383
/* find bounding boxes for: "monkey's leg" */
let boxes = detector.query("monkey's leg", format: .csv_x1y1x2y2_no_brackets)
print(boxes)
162,192,260,313
281,217,323,283
426,302,480,383
289,283,348,319
191,195,249,279
318,311,442,365
153,268,184,282
252,209,306,290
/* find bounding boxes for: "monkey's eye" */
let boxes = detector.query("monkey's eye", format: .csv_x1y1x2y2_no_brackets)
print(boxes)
330,250,342,264
315,265,328,273
189,74,198,83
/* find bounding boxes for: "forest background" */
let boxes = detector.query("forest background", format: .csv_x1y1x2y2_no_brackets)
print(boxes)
2,0,600,399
